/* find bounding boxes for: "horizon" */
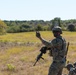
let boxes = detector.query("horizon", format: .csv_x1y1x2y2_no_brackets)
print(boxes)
3,18,76,21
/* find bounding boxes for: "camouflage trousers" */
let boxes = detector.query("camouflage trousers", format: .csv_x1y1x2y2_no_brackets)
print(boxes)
68,71,76,75
48,61,65,75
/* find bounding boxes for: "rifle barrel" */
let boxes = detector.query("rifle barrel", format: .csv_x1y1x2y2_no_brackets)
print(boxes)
33,52,44,66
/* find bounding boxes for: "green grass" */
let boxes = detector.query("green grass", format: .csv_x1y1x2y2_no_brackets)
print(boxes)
0,31,76,75
0,31,53,43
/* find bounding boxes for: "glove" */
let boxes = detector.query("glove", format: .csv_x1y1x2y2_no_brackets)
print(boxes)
36,31,41,38
40,46,47,54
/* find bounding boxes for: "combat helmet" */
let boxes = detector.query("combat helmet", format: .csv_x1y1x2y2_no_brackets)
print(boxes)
66,64,73,70
73,62,76,67
52,26,62,34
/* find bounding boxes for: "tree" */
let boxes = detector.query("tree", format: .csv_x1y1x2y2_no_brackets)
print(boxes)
0,20,7,34
35,24,43,31
67,24,75,31
51,17,61,30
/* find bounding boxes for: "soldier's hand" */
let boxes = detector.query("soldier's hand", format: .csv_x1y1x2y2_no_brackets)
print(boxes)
36,31,41,38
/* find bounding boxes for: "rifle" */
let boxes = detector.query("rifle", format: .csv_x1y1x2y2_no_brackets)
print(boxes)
65,42,69,58
65,42,69,64
33,46,47,66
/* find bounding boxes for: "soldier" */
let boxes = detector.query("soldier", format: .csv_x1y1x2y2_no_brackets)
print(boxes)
73,62,76,68
36,26,67,75
66,63,76,75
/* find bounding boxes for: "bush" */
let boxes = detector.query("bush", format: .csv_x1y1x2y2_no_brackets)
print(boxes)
0,20,7,34
67,24,75,31
7,64,15,71
35,24,43,31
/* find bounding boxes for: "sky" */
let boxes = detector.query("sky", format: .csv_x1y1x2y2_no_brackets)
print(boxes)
0,0,76,21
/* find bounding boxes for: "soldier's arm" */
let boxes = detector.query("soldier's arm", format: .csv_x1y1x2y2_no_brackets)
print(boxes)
39,37,52,47
36,31,53,48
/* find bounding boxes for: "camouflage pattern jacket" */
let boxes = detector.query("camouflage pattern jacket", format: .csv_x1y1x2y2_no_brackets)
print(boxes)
41,36,67,62
68,68,76,75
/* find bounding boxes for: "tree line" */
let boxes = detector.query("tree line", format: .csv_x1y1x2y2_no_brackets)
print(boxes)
0,17,76,34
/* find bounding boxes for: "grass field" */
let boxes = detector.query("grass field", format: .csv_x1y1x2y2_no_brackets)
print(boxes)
0,31,76,75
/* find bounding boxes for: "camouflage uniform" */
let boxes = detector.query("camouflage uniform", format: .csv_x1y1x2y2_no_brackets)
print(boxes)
65,63,76,75
41,35,66,75
68,68,76,75
73,62,76,68
36,26,67,75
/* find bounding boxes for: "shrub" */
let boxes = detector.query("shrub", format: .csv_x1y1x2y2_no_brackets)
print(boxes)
0,20,7,34
67,24,75,31
7,64,15,71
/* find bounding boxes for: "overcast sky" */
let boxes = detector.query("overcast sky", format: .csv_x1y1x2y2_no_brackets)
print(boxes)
0,0,76,21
